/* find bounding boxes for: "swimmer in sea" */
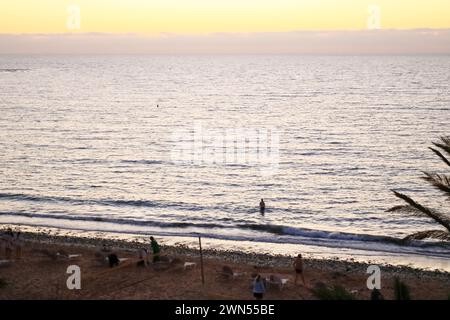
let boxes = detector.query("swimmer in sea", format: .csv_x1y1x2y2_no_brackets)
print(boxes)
259,198,265,214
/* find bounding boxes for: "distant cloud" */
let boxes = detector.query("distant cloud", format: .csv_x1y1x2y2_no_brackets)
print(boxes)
0,29,449,54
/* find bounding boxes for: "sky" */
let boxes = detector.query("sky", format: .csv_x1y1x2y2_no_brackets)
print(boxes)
0,0,449,54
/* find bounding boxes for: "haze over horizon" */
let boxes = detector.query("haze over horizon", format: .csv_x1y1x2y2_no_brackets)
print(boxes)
1,29,449,55
1,0,450,54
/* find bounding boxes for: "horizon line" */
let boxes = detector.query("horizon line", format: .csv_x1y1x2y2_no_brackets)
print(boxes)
1,27,450,36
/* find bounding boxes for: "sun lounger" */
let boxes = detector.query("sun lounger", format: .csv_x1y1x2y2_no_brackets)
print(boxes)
183,262,196,270
216,266,245,280
38,249,59,260
101,256,129,262
232,271,247,279
265,276,289,290
56,253,82,260
103,256,130,263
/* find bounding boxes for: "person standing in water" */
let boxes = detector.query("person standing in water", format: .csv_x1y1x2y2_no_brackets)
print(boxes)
259,199,265,214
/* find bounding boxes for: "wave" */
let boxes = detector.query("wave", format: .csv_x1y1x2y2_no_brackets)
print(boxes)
0,68,30,72
0,192,292,216
0,211,225,229
1,210,448,251
0,192,202,211
120,160,164,165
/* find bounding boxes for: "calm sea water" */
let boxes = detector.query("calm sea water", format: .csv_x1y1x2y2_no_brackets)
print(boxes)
0,55,449,268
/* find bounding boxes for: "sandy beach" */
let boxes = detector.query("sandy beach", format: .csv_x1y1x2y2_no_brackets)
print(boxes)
0,230,449,300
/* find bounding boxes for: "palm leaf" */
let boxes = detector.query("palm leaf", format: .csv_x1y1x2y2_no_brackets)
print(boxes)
421,172,450,197
403,230,450,241
429,147,450,167
391,190,450,232
433,136,450,155
387,204,420,214
387,205,411,213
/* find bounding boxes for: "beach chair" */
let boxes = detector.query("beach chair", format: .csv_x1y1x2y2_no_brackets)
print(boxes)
136,248,150,266
38,249,59,260
56,252,82,260
265,275,289,291
167,257,184,271
183,262,196,270
94,252,108,266
232,271,247,279
216,266,245,280
216,265,234,280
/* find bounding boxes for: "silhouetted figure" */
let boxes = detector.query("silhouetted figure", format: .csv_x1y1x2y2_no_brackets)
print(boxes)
14,231,22,259
138,248,149,267
101,243,110,252
150,236,161,263
293,254,306,285
259,199,265,214
371,288,384,300
108,253,120,268
252,274,266,300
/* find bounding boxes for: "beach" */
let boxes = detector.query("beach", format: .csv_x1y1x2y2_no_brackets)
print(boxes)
1,229,449,300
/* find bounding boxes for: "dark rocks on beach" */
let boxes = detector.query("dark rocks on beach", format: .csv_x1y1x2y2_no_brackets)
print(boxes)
2,226,449,282
331,271,344,279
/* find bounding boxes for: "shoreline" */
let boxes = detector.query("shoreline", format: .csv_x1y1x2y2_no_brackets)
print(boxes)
2,223,449,271
9,227,450,280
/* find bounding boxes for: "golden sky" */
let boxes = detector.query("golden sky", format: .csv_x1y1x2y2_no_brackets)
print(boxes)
1,0,449,34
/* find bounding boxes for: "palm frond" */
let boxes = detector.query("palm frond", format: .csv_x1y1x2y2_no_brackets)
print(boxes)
421,172,450,196
434,136,450,154
387,204,420,214
403,230,450,241
429,147,450,167
391,190,450,232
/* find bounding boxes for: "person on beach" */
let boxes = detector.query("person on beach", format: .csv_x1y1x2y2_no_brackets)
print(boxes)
138,248,149,266
259,199,265,214
108,253,120,268
14,231,22,259
3,228,14,259
371,288,384,300
252,274,266,300
4,237,13,260
294,254,306,285
150,236,161,263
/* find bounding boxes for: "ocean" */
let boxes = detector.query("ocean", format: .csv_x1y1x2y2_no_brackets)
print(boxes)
0,55,449,270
